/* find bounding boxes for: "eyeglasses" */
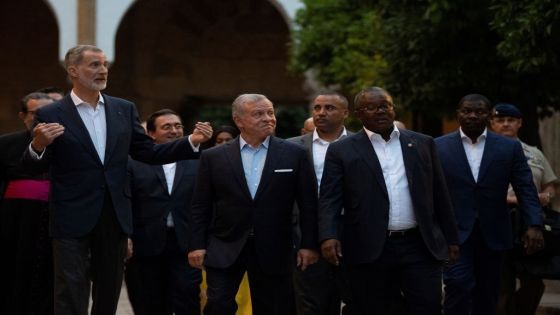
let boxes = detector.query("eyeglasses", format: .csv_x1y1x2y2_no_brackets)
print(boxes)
356,103,394,113
160,124,184,131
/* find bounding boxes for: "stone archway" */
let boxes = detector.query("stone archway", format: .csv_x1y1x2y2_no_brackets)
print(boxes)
0,0,67,133
108,0,310,134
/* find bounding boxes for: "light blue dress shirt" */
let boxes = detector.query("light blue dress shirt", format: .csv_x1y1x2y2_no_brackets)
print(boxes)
240,136,270,199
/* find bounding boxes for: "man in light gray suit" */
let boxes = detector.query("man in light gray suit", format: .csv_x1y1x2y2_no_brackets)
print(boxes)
288,91,351,315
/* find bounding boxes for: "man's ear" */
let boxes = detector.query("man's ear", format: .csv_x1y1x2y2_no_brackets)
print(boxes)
67,65,78,78
18,112,25,121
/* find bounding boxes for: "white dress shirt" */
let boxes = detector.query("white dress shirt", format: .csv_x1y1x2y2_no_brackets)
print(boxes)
364,126,417,230
459,127,487,182
162,163,176,227
312,128,347,188
71,90,107,163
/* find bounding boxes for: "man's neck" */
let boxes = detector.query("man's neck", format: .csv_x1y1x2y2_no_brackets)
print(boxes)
317,127,344,142
73,86,100,107
241,134,267,148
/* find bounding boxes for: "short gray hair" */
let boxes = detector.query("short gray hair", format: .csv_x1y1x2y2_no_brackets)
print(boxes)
232,94,270,117
64,45,103,70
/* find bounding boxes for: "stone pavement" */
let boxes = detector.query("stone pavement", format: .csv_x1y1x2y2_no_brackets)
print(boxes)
114,281,560,315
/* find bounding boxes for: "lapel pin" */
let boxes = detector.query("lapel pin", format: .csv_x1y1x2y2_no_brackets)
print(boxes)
408,143,413,147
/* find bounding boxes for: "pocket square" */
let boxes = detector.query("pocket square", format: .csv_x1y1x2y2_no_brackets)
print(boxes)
274,169,293,173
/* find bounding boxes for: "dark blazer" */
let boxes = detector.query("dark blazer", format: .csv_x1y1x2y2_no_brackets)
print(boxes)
21,94,198,238
287,130,353,248
287,130,354,168
128,158,199,257
318,129,459,265
189,136,318,275
435,130,542,250
0,130,47,191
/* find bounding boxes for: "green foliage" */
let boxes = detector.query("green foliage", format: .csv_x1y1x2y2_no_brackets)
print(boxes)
491,0,560,72
290,0,560,142
290,0,387,94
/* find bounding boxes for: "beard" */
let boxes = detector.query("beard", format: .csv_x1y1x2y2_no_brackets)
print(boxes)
79,77,107,91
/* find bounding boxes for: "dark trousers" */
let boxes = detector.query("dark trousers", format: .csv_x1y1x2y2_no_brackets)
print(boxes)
344,231,443,315
444,224,504,315
496,250,545,315
204,238,296,315
125,229,202,315
52,192,127,315
0,198,53,315
293,257,348,315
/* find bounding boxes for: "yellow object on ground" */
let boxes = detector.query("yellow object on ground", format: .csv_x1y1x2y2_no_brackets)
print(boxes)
200,271,252,315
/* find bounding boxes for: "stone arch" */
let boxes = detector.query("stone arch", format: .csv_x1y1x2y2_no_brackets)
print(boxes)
0,0,67,133
108,0,310,134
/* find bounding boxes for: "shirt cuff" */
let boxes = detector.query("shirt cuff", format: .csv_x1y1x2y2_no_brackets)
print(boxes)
188,135,200,152
28,142,45,160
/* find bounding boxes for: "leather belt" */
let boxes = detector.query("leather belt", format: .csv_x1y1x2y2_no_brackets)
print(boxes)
387,227,418,238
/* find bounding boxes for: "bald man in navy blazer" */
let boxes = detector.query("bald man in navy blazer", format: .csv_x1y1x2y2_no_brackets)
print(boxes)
21,45,212,315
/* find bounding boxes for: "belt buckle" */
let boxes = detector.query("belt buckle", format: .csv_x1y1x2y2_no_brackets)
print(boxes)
388,230,405,237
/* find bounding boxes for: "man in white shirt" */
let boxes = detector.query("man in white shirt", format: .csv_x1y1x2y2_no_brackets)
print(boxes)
319,87,459,313
288,92,350,315
21,45,212,315
435,94,543,315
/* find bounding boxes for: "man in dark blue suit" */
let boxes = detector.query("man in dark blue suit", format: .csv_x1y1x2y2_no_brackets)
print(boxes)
21,45,212,315
188,94,319,315
319,87,459,314
435,94,544,315
124,109,202,315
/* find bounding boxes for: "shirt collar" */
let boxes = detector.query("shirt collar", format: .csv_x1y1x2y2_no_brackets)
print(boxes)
459,127,487,144
363,125,400,142
312,127,348,143
70,90,105,107
239,135,270,150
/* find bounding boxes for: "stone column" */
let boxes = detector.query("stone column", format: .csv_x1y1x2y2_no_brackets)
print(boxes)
77,0,96,45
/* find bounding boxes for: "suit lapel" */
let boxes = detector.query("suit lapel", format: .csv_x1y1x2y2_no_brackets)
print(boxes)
103,95,122,164
253,137,279,201
226,138,253,200
170,161,183,194
57,96,102,165
399,131,417,186
302,133,314,162
449,131,477,183
153,165,169,195
352,130,388,198
477,131,496,183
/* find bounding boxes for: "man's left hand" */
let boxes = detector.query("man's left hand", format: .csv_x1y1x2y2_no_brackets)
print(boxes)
523,226,544,255
190,122,213,145
297,249,319,271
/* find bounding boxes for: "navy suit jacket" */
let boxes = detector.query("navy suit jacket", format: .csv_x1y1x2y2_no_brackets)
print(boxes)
435,130,542,250
128,158,199,256
22,94,198,238
189,136,318,275
318,129,459,265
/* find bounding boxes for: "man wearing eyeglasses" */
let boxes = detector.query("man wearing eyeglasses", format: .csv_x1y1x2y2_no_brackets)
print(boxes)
124,109,203,315
319,86,459,313
435,94,543,315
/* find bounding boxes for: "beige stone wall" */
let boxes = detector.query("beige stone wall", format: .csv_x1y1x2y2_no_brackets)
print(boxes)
540,112,560,211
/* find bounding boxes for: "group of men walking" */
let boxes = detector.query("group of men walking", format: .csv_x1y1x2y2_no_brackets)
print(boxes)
0,44,555,315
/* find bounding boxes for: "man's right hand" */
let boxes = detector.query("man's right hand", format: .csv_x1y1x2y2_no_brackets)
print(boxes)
321,238,342,266
187,249,207,269
31,122,65,153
